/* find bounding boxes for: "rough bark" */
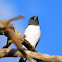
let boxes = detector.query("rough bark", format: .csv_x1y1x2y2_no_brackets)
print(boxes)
0,48,62,62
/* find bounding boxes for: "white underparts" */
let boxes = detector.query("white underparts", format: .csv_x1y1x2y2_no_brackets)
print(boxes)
24,25,41,48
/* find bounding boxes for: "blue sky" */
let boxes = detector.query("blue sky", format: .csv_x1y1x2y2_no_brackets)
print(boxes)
0,0,62,62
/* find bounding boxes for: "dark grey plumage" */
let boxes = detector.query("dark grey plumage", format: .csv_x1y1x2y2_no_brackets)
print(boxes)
28,16,39,25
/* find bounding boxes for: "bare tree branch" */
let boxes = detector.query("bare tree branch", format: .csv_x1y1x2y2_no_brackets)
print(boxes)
0,48,62,62
3,27,44,62
5,26,34,62
0,15,24,35
6,15,25,23
0,15,34,62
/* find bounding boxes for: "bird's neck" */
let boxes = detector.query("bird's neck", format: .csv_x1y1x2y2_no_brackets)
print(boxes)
28,20,39,25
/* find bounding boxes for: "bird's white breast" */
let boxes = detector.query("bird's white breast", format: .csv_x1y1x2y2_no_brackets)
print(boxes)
24,25,41,47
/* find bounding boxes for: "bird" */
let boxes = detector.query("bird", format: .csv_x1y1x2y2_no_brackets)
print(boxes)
19,16,41,62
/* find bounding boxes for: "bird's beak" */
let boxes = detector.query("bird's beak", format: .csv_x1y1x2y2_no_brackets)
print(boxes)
34,16,38,20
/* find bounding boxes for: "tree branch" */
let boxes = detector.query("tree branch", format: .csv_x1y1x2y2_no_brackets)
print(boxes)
0,15,34,62
0,48,62,62
3,27,43,62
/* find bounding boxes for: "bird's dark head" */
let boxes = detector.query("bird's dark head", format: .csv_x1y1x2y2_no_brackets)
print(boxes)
30,16,38,20
29,16,39,25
